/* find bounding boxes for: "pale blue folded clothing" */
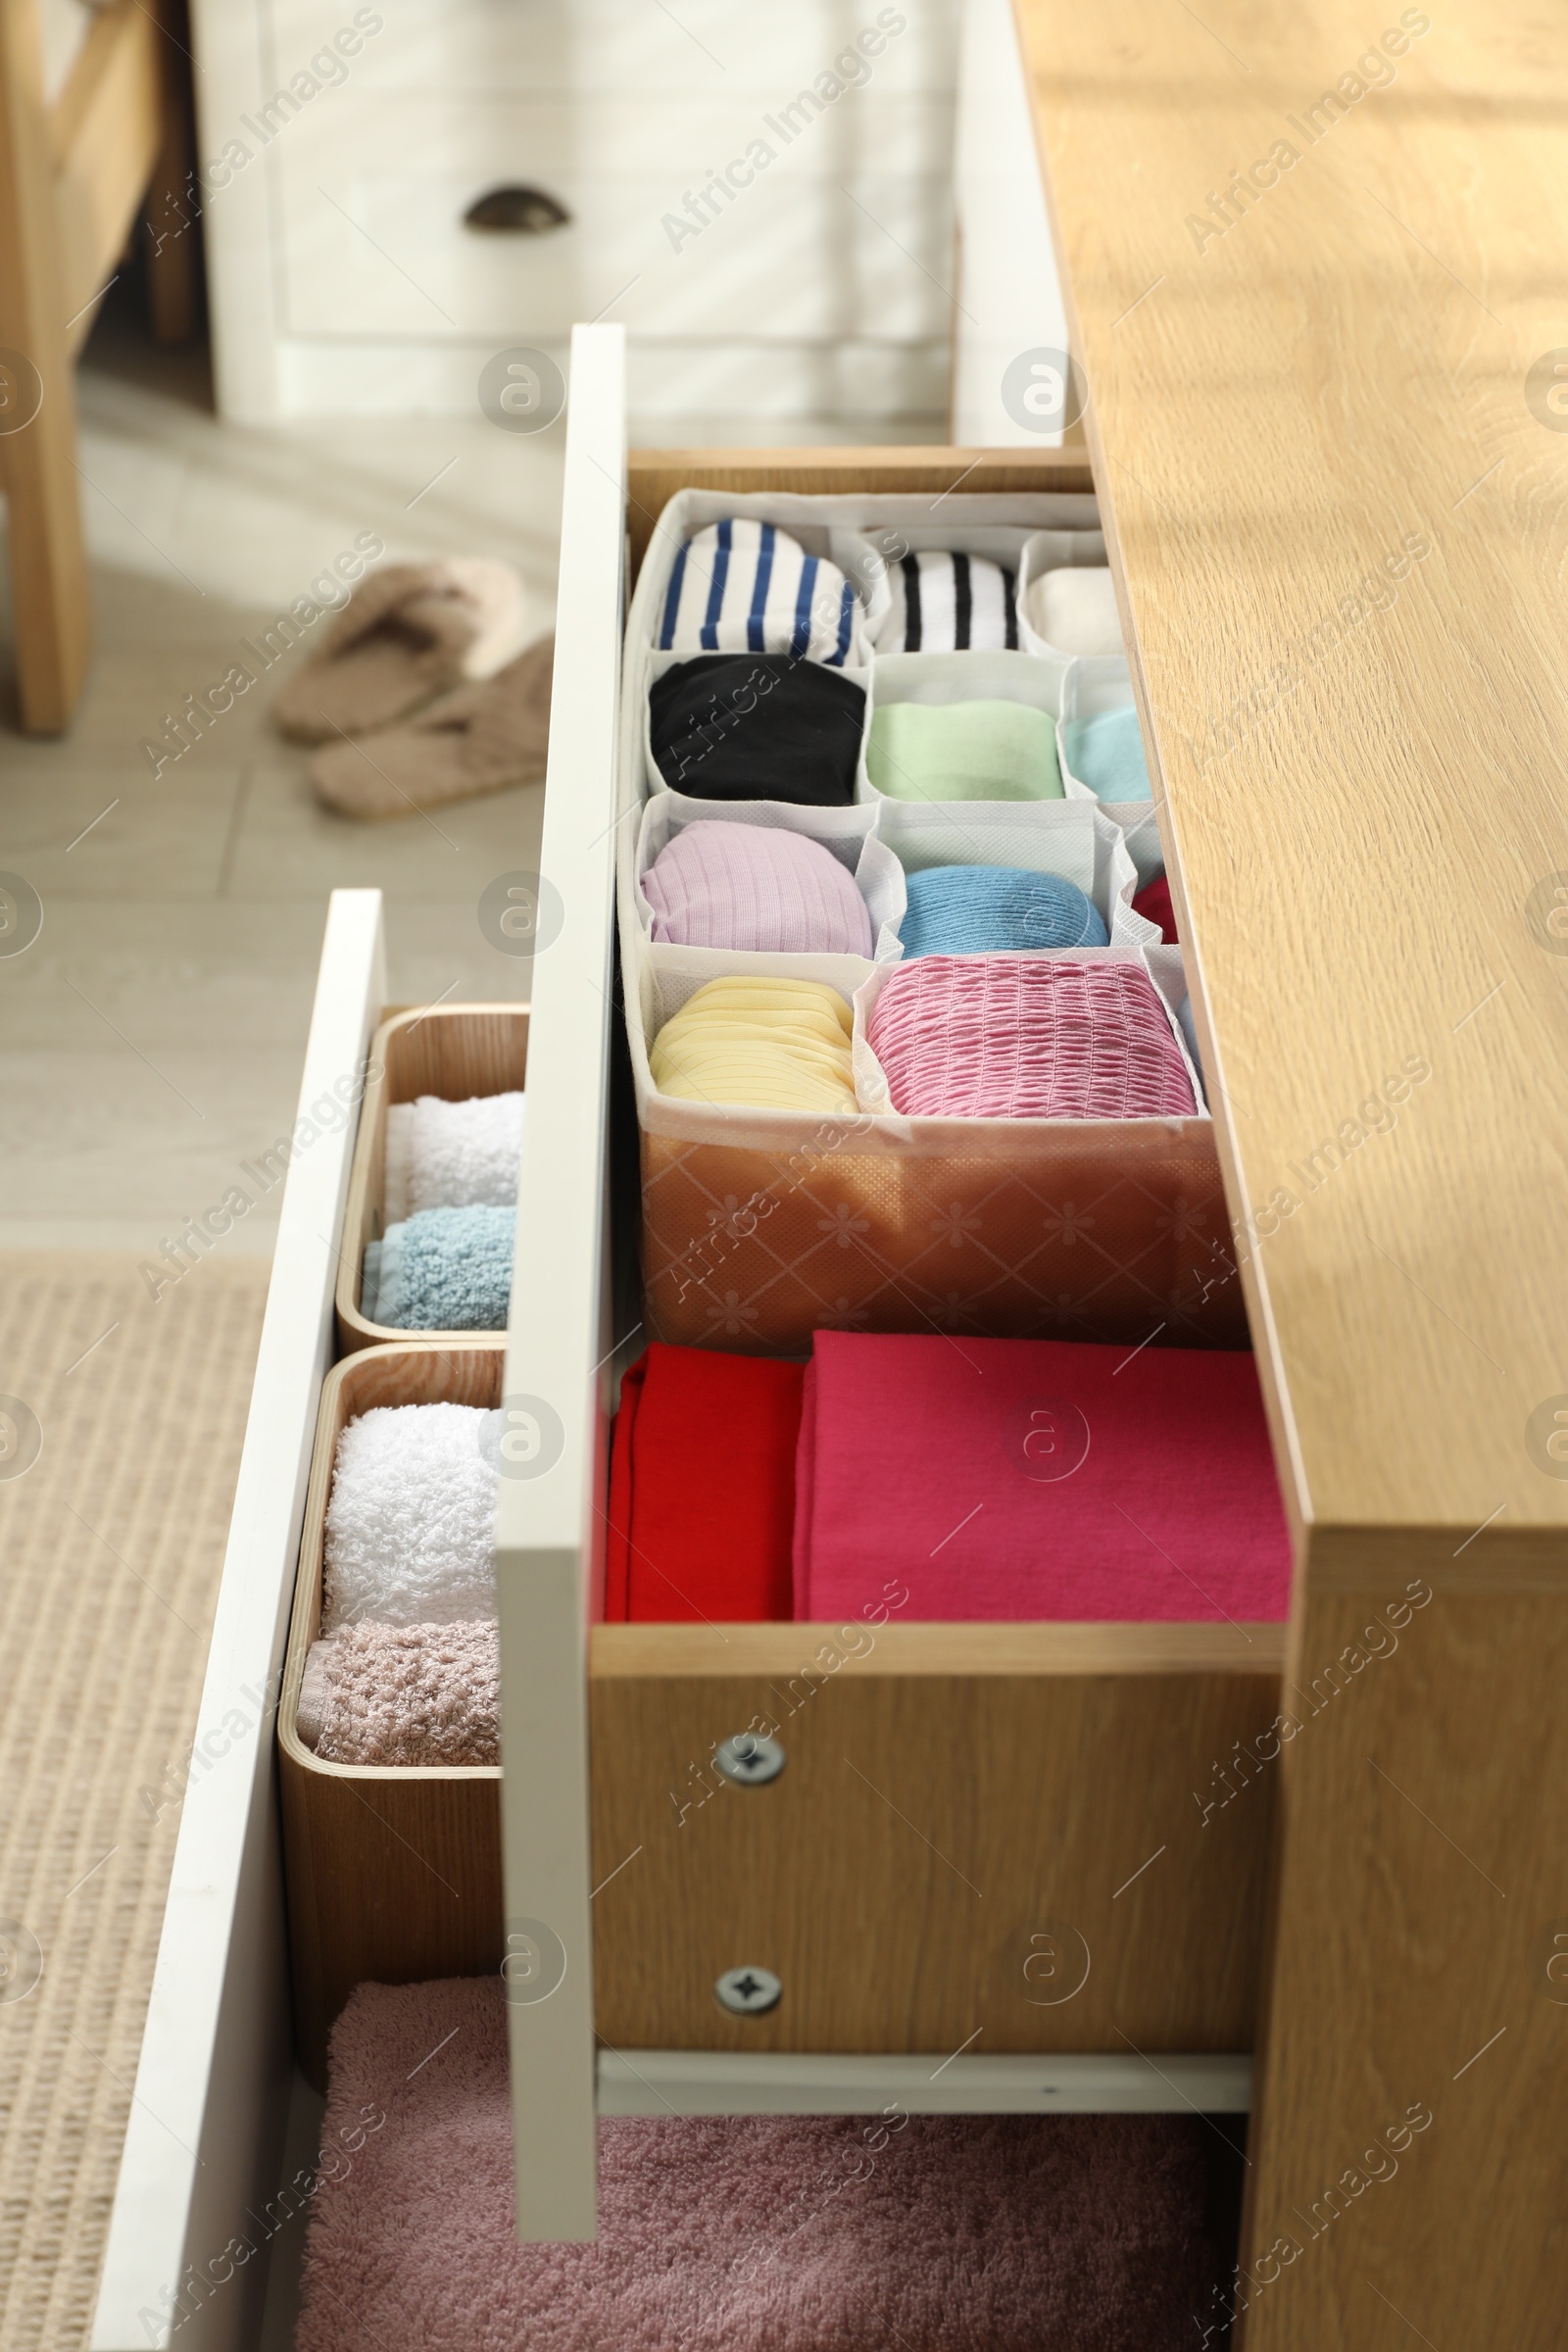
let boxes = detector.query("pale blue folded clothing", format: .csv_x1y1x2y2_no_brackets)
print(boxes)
1178,995,1204,1094
363,1204,513,1331
1061,705,1151,802
898,865,1108,959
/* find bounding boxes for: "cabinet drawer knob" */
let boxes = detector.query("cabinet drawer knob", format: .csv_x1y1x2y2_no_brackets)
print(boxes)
714,1732,786,1786
465,184,570,233
715,1966,782,2016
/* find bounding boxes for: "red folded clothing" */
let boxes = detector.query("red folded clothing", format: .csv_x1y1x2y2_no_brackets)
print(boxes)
1133,876,1179,943
794,1332,1291,1623
605,1344,803,1622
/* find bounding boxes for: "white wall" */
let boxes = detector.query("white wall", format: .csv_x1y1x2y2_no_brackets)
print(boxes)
950,0,1068,445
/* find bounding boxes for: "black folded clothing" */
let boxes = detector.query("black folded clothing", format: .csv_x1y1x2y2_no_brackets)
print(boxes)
649,655,866,806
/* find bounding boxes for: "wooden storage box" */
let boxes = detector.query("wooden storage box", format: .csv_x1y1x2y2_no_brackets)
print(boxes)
335,1003,529,1354
277,1340,504,2086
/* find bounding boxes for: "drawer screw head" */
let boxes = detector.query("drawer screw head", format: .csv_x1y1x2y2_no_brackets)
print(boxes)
713,1733,786,1786
715,1965,782,2016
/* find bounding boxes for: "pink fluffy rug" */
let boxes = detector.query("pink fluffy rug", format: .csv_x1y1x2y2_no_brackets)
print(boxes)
293,1979,1224,2352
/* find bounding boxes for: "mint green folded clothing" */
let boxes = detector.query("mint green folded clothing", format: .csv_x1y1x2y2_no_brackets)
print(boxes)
1061,705,1151,802
867,699,1063,803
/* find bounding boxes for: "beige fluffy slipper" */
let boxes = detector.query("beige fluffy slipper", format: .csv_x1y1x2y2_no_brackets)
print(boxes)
308,635,555,818
273,559,532,744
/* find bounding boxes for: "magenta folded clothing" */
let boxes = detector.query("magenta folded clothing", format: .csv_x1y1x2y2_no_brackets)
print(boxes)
865,955,1196,1120
642,818,873,956
794,1332,1291,1622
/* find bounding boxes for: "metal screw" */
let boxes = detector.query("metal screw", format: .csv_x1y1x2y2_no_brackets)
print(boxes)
713,1733,786,1787
715,1965,782,2016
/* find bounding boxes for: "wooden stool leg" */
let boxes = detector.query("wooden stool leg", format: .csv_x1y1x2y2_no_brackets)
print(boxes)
0,0,91,731
144,0,198,346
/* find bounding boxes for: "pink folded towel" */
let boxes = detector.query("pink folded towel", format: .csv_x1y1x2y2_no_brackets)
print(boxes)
642,818,873,956
297,1622,499,1766
296,1976,1223,2352
794,1331,1291,1622
865,955,1197,1119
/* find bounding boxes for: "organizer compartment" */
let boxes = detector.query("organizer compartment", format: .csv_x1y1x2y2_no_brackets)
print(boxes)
277,1341,504,2086
335,1004,529,1352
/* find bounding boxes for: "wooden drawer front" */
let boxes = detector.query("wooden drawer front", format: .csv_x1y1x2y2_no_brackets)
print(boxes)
590,1630,1283,2054
275,99,953,342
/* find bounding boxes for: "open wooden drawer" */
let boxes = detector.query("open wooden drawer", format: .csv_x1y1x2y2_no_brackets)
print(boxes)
91,325,1285,2342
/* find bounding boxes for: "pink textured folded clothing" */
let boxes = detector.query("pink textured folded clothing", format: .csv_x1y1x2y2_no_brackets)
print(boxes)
866,955,1197,1120
296,1621,499,1766
794,1331,1291,1623
296,1975,1223,2352
642,818,873,956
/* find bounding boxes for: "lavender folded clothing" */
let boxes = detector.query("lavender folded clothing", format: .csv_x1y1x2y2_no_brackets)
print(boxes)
322,1402,498,1630
642,819,873,956
865,956,1198,1120
298,1623,499,1766
363,1204,513,1331
384,1091,525,1222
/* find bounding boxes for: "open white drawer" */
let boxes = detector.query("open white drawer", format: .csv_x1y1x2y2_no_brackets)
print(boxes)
94,327,1269,2342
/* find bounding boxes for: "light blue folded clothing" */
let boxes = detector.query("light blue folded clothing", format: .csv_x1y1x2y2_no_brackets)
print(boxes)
1178,994,1204,1094
363,1204,514,1331
1061,705,1151,802
898,865,1108,958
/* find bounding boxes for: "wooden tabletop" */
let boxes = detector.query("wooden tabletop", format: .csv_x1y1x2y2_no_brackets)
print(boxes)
1014,0,1568,1571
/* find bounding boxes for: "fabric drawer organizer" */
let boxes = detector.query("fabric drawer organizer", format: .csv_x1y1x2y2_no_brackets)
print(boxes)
617,490,1240,1354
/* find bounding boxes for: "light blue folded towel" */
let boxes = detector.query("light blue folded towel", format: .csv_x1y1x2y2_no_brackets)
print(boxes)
898,864,1108,959
362,1204,514,1331
1061,705,1151,802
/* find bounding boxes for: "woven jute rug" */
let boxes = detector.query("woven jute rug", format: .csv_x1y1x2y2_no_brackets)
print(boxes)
0,1251,270,2351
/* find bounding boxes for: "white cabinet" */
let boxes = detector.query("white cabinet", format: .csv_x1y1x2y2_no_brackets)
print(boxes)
191,0,960,423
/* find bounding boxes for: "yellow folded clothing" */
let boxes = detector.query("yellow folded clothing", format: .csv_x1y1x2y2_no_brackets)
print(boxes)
649,978,857,1111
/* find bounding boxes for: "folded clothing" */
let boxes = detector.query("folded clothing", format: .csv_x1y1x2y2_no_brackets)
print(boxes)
1178,994,1203,1084
642,818,872,956
297,1976,1222,2352
899,865,1107,959
383,1091,525,1223
649,976,856,1112
606,1344,802,1621
650,655,865,805
1132,876,1178,943
298,1621,499,1766
1062,705,1151,802
322,1402,498,1630
1025,565,1123,655
867,699,1062,803
795,1331,1291,1622
657,518,861,666
875,550,1018,652
866,956,1197,1120
363,1204,513,1331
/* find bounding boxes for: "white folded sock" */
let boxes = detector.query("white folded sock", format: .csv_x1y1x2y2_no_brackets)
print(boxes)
1026,566,1124,656
382,1091,525,1223
321,1401,498,1630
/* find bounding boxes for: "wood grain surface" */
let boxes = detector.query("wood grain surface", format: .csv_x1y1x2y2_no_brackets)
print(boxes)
590,1642,1283,2054
1013,3,1568,2341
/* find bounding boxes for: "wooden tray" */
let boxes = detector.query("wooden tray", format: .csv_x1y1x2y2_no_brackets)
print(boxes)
335,1003,530,1355
277,1340,504,2086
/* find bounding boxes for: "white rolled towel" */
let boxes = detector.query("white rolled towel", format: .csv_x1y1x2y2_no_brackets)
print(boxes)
1025,566,1124,656
321,1402,498,1630
382,1091,525,1223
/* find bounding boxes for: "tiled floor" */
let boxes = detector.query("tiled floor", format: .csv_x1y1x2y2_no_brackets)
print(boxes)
0,289,938,1256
